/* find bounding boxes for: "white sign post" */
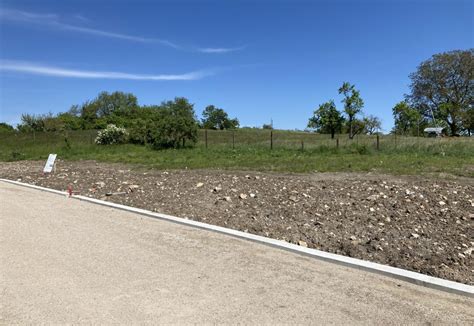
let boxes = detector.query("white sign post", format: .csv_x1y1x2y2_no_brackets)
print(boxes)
43,154,57,173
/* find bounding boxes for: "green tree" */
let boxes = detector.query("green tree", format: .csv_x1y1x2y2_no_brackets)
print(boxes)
0,122,14,133
461,107,474,136
201,105,239,130
342,118,366,137
79,91,139,128
307,100,344,138
17,114,45,132
93,91,138,117
408,49,473,136
147,98,199,149
56,112,82,130
338,82,364,139
392,101,425,136
362,115,382,135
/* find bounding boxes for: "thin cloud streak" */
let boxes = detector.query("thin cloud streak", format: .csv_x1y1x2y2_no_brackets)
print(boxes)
0,8,242,52
0,61,213,81
58,24,180,47
198,46,246,54
0,8,178,47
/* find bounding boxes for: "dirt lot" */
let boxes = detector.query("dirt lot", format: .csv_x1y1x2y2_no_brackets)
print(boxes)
1,160,473,284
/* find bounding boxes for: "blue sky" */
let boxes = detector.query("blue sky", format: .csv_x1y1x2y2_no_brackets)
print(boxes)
0,0,473,132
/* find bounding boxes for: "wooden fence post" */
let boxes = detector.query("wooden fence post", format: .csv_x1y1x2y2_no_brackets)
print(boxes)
301,140,304,151
232,131,235,149
336,137,339,149
270,130,273,150
205,129,208,149
376,134,380,150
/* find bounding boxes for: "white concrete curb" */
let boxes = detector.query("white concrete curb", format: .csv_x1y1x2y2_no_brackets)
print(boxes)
1,178,473,298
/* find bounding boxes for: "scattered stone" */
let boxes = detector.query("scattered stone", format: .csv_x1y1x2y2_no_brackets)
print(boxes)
213,186,222,193
2,161,472,284
298,240,308,247
239,194,248,200
439,201,446,206
128,185,139,192
367,194,379,201
463,247,473,256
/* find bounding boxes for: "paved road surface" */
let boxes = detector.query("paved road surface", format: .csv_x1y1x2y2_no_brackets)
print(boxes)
1,181,473,324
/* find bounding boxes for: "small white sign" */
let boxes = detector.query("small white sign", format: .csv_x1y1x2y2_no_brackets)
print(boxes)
43,154,57,173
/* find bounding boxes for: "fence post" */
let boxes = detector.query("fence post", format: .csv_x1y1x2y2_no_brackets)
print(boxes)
232,131,235,149
376,134,380,150
205,129,208,149
301,140,304,151
336,137,339,149
270,130,273,150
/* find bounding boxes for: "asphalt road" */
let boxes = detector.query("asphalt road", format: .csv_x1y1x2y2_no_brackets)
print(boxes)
1,181,473,324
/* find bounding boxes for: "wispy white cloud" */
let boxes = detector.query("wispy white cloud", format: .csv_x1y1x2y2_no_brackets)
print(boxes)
58,24,179,47
0,61,214,81
0,8,243,53
73,14,89,22
0,8,58,21
0,8,179,46
198,46,246,54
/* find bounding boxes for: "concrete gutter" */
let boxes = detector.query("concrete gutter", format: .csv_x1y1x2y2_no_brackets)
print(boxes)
1,178,473,298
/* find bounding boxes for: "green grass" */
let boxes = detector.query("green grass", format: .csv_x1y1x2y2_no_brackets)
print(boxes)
1,129,473,177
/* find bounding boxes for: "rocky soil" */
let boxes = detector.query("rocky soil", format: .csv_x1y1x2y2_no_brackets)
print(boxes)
1,160,473,284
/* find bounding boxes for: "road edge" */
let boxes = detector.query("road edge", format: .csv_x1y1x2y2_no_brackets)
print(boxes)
1,178,473,298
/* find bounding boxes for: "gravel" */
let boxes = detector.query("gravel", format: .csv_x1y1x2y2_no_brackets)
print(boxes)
1,160,473,284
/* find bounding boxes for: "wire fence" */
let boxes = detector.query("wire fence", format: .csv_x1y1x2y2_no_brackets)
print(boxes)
1,129,472,153
195,129,473,152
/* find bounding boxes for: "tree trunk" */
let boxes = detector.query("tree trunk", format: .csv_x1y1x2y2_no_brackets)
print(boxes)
331,129,335,139
448,121,458,136
349,116,354,139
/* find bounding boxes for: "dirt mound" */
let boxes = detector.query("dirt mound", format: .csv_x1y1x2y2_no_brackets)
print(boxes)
1,160,472,284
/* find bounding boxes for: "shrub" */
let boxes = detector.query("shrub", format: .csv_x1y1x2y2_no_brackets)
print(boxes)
0,122,15,133
128,98,198,149
348,143,370,155
95,124,128,145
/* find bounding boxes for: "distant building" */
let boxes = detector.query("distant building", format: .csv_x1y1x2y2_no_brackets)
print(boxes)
423,127,444,137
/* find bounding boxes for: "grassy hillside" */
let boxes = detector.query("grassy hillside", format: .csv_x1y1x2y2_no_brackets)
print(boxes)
1,129,473,176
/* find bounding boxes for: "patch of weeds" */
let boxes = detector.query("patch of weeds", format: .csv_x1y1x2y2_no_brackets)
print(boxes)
348,143,370,155
10,151,25,161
